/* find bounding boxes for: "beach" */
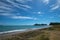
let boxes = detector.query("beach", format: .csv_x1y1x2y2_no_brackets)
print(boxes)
0,25,60,40
0,26,49,40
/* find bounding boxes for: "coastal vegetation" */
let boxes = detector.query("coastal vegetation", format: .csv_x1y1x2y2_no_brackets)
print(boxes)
49,22,60,25
34,24,47,26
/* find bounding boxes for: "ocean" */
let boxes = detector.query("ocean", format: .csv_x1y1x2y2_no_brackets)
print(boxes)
0,25,50,34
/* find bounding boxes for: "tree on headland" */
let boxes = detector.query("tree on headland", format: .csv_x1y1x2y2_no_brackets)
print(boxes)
34,23,47,26
49,22,60,25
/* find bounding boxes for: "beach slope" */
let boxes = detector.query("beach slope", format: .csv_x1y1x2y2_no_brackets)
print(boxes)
0,25,60,40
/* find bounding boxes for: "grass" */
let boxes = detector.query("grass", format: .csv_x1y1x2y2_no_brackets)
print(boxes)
0,25,60,40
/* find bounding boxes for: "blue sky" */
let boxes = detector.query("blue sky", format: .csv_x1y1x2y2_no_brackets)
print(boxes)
0,0,60,25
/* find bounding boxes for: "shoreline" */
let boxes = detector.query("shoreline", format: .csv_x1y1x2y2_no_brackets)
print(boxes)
0,26,51,37
0,27,44,39
0,25,51,40
0,25,50,35
0,25,60,40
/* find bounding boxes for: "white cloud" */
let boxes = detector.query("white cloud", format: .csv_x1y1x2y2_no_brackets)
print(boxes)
16,0,25,3
0,13,13,16
0,2,12,8
12,16,32,19
58,0,60,4
50,0,60,11
7,0,23,8
37,12,41,14
50,5,59,10
33,11,42,14
16,0,32,3
0,0,32,13
0,13,37,20
33,18,37,20
42,0,49,5
11,16,37,20
0,6,13,11
7,0,32,10
27,0,32,2
20,4,32,9
0,2,17,12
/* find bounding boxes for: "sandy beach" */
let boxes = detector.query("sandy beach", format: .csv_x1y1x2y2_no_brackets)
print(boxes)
0,25,60,40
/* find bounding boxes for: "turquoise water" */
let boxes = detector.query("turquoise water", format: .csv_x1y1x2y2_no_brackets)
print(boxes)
0,25,49,34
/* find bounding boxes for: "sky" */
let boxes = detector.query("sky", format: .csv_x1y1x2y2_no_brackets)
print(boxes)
0,0,60,25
